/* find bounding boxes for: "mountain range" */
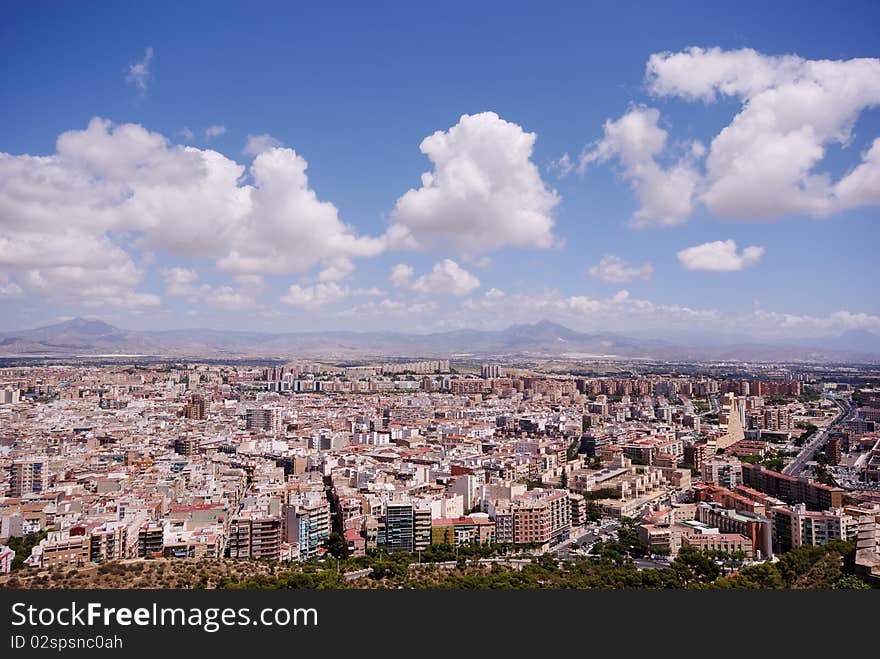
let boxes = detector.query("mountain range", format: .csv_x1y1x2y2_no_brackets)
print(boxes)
0,317,878,363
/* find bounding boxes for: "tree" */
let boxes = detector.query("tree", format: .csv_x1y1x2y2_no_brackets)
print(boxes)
834,574,870,590
560,471,568,489
672,546,721,585
6,530,49,571
323,532,345,560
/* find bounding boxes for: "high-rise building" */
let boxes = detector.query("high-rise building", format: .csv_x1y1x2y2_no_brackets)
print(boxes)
510,489,571,547
0,388,20,405
10,457,50,496
384,503,415,553
825,436,842,466
246,407,283,433
283,498,330,561
173,436,199,456
184,394,207,420
771,504,858,553
228,515,282,560
414,507,432,551
684,442,708,469
481,364,501,379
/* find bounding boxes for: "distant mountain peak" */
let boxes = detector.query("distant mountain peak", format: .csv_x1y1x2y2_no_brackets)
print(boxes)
54,317,121,335
506,319,575,334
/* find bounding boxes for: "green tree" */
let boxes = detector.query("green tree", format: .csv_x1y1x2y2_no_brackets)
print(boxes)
834,574,871,590
323,532,345,560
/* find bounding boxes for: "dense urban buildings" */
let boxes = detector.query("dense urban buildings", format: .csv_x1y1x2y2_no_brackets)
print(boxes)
1,359,878,588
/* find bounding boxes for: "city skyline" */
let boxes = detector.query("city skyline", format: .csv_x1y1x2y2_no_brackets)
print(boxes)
1,1,879,338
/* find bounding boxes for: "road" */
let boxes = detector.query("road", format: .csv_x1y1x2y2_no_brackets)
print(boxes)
783,396,851,477
633,557,672,570
556,521,621,560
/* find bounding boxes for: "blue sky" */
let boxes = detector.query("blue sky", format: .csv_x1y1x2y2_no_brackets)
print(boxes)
1,1,878,338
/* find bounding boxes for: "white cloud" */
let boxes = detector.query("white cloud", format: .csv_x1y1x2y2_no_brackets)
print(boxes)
676,239,765,271
179,127,194,142
588,255,654,283
834,138,880,209
551,153,576,178
280,282,382,307
243,133,282,157
647,47,880,220
204,125,226,139
453,288,880,338
201,286,254,310
217,146,388,275
337,298,439,320
260,284,880,338
316,258,356,282
389,112,560,253
160,267,258,310
126,47,153,93
161,267,199,296
578,107,701,227
0,118,391,309
573,48,880,225
459,288,723,333
0,274,23,300
391,259,480,296
390,264,415,287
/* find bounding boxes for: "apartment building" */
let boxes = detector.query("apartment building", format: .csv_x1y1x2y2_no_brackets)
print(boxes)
228,515,282,560
771,503,858,553
741,463,844,510
283,497,330,561
245,407,283,433
26,531,89,569
511,489,571,547
10,457,50,497
695,501,773,558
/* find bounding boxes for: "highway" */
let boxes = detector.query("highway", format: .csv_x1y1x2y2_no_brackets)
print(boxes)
783,396,851,478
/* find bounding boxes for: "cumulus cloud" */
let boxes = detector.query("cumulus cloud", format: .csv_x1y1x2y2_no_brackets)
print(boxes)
588,254,654,283
161,267,199,296
316,257,356,282
280,282,382,307
572,47,880,225
390,259,480,296
390,264,415,287
653,47,880,219
0,117,391,307
160,267,260,310
676,239,765,271
0,274,24,300
126,47,153,93
389,112,560,253
834,138,880,209
337,298,439,321
243,133,282,157
576,107,702,227
204,125,226,139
